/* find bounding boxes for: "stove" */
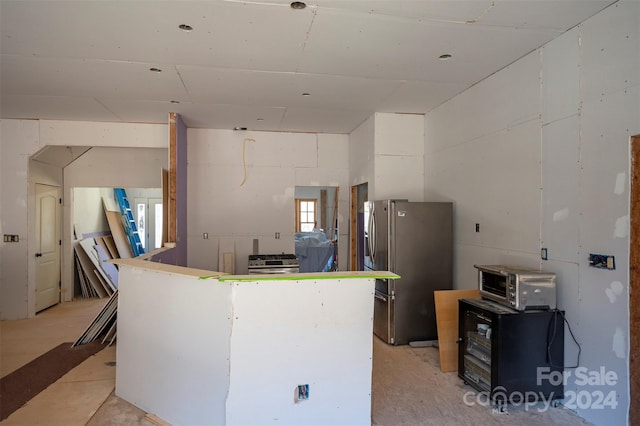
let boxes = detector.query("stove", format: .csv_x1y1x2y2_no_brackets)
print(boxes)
247,253,299,274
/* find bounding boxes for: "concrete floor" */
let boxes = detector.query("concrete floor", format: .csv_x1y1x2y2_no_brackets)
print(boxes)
1,299,592,426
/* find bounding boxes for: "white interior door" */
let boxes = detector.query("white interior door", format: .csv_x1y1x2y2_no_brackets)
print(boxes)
35,184,61,312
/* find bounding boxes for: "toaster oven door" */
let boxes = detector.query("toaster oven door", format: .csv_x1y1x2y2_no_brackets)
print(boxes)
478,271,508,302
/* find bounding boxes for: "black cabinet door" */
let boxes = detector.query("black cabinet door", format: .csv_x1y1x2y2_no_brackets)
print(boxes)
458,298,564,404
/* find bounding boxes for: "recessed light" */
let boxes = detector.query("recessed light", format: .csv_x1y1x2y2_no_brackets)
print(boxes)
256,118,264,121
149,67,162,73
439,54,452,60
302,92,311,96
179,24,193,31
170,100,180,104
233,127,248,131
290,1,306,10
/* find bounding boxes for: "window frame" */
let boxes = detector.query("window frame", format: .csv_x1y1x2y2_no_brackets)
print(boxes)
295,198,317,232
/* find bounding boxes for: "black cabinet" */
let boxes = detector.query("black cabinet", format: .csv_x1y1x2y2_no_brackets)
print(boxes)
458,298,564,407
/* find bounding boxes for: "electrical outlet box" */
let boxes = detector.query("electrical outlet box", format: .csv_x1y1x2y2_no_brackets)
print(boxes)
541,248,548,261
4,234,19,243
589,254,615,270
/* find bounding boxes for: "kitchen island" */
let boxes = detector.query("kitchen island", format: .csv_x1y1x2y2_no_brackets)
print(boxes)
113,258,398,426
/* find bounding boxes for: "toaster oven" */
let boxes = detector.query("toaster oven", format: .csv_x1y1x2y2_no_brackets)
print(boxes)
474,264,557,311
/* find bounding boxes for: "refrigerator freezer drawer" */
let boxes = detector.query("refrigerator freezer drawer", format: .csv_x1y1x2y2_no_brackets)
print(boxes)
374,290,394,344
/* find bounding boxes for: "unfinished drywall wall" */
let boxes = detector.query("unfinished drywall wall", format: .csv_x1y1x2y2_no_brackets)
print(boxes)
349,113,425,202
349,114,376,196
72,188,112,237
225,278,375,425
186,129,349,274
423,3,639,424
116,264,232,426
373,113,425,201
115,260,378,425
424,50,542,288
0,119,167,319
1,120,40,319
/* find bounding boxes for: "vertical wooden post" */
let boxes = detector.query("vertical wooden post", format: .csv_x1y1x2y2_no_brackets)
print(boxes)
330,187,339,241
168,113,177,243
161,169,169,246
630,135,640,425
320,189,327,231
350,186,357,271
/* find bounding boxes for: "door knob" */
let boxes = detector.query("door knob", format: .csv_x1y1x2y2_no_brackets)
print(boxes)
35,252,42,257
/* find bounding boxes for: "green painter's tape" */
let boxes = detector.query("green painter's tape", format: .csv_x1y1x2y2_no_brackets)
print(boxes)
198,274,228,280
216,273,400,282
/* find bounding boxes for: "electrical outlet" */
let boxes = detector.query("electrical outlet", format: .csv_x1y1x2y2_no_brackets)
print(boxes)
4,234,19,243
541,248,548,261
475,223,480,232
203,232,208,239
588,254,615,270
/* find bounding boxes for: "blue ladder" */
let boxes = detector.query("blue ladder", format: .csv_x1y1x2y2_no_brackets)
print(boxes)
114,188,144,256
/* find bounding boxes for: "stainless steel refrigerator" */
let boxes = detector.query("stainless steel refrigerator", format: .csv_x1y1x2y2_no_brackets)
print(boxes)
365,200,453,345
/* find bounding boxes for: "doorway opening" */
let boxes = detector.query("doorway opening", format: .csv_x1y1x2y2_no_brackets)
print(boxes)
73,188,162,252
71,187,162,299
294,186,338,272
349,183,368,271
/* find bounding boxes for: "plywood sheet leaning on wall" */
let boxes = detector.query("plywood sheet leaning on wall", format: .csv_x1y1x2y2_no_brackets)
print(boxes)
102,235,120,259
105,210,133,258
434,289,480,372
79,238,117,292
74,251,99,298
73,290,118,347
74,241,109,298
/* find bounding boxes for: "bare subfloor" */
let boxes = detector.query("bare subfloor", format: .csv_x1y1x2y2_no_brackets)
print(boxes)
2,299,591,425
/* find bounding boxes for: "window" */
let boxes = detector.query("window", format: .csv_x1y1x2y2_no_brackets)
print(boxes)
295,199,317,232
136,203,146,249
134,198,163,250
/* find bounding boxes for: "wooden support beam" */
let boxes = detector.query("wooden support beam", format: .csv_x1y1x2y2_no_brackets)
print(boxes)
168,113,177,243
350,186,357,271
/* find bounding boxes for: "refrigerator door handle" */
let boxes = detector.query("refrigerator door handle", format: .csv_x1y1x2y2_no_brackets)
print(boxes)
374,290,387,302
368,204,376,265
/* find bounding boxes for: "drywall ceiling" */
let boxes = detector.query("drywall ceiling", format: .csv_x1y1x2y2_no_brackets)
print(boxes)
0,0,616,134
